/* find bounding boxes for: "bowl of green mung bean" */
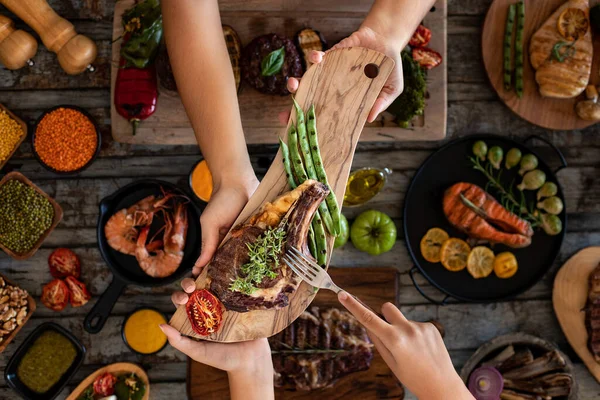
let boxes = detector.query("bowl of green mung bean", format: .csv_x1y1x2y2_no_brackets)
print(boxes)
0,172,63,260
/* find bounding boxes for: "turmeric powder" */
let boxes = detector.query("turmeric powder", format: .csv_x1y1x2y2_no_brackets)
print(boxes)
190,160,213,202
123,308,167,354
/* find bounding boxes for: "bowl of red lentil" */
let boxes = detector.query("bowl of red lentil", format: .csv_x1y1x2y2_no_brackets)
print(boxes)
32,105,101,175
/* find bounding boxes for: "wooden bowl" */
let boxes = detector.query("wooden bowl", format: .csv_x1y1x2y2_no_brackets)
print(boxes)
66,362,150,400
0,274,36,353
0,172,63,260
459,332,578,399
0,103,27,171
553,247,600,384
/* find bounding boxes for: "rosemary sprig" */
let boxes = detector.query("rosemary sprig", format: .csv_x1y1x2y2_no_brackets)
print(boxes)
551,40,577,63
469,156,540,225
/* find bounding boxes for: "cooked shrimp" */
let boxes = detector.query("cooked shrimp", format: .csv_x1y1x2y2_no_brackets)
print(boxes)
105,192,174,256
135,202,188,278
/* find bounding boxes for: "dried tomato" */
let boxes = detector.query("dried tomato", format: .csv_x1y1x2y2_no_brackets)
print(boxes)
412,47,442,70
93,372,117,396
186,289,223,336
65,276,91,307
48,248,81,279
409,25,432,48
41,279,69,311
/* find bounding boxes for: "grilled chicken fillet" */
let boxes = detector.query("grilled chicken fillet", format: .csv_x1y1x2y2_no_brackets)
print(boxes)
529,0,593,98
443,182,533,248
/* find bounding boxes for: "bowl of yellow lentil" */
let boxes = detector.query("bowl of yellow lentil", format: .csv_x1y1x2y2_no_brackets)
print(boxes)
32,105,101,175
0,103,27,172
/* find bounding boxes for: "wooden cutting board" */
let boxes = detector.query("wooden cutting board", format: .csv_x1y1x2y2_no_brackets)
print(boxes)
66,362,150,400
169,46,394,342
110,0,447,144
482,0,600,130
187,267,404,400
553,246,600,383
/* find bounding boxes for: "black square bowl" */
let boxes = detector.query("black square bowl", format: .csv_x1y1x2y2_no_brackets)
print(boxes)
4,322,86,400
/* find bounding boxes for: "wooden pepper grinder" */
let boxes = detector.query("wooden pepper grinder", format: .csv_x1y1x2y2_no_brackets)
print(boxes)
0,15,37,70
0,0,96,75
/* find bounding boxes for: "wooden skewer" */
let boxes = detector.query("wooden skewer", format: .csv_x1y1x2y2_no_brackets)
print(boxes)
0,14,37,70
0,0,97,75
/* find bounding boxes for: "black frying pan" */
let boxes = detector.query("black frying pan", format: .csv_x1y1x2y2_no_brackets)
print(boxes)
404,134,567,304
84,180,203,333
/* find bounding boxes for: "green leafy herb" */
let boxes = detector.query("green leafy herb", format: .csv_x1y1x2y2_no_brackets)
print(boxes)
386,51,427,127
551,41,577,63
77,388,94,400
261,47,285,77
114,373,146,400
230,226,287,294
120,0,163,68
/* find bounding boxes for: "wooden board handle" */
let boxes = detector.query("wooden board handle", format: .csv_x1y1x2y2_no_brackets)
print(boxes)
0,0,96,74
0,15,37,70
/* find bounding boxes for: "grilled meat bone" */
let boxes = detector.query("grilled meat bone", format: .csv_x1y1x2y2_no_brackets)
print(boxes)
502,350,567,380
270,307,374,390
587,262,600,362
208,180,329,312
443,182,533,248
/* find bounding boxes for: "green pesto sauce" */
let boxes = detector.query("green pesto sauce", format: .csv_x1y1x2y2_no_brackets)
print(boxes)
17,330,77,393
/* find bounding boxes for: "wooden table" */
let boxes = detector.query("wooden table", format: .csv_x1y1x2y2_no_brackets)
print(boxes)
0,1,599,399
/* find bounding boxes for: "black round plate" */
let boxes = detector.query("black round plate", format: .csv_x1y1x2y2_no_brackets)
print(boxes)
97,179,202,286
403,134,566,302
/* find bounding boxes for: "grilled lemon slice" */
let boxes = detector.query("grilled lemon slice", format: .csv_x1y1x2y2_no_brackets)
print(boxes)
440,238,471,272
420,228,449,263
467,246,495,279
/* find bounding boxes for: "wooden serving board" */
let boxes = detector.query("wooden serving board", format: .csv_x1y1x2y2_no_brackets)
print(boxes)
110,0,447,144
553,246,600,384
188,267,404,400
169,46,394,342
483,0,600,130
66,362,150,400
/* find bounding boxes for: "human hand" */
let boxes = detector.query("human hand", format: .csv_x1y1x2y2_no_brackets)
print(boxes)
194,176,259,275
285,26,404,123
337,292,474,400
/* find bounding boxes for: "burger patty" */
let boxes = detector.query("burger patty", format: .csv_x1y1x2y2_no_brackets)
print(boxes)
241,33,303,96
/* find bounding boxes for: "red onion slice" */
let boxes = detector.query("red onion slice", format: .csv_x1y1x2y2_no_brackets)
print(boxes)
468,366,504,400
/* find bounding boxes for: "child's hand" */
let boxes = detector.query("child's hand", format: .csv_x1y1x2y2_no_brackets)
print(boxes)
337,292,474,400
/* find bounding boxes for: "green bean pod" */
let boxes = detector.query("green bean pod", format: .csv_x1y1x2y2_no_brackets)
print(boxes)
279,138,297,189
515,1,525,98
293,99,336,236
307,225,317,260
312,214,328,265
307,105,342,236
287,124,308,183
504,4,516,91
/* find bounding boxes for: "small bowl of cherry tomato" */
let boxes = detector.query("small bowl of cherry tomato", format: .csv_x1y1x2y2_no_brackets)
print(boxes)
41,249,92,311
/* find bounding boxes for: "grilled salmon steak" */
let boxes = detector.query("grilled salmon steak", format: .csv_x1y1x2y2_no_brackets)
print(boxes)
443,183,533,248
529,0,592,98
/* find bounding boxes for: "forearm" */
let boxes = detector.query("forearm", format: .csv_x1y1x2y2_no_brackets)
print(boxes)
362,0,437,50
228,368,275,400
161,0,254,187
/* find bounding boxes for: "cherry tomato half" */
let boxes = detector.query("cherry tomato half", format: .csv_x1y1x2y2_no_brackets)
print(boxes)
48,248,81,279
93,372,117,396
412,47,443,70
409,24,432,48
41,279,69,311
65,276,91,307
186,289,223,336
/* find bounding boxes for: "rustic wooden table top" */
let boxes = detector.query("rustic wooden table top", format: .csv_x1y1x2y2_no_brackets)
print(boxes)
0,1,599,399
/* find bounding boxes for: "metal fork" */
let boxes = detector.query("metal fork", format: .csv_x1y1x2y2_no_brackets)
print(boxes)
283,247,377,313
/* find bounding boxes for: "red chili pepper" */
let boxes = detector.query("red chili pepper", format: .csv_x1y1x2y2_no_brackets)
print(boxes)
114,61,157,135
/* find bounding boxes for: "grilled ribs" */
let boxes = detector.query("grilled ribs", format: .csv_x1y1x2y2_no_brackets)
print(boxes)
208,180,328,312
270,307,374,390
587,262,600,362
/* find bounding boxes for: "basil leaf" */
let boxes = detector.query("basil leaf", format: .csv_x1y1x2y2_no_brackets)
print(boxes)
261,47,285,77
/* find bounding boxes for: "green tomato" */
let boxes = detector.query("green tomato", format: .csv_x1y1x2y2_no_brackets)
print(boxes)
334,214,350,248
350,210,397,256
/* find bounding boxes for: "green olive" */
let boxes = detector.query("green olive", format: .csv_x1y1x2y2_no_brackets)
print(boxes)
472,141,488,161
540,213,563,236
537,182,558,201
505,148,522,169
537,196,563,215
487,146,504,169
517,169,546,191
518,154,538,176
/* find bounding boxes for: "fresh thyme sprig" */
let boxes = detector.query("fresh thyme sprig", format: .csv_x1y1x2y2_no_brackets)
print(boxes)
469,156,540,226
230,226,287,295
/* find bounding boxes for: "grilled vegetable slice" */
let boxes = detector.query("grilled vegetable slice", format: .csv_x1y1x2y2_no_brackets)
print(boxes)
295,28,326,69
49,248,81,279
409,25,432,48
41,279,69,311
65,276,91,307
186,289,223,336
412,47,442,70
223,25,242,92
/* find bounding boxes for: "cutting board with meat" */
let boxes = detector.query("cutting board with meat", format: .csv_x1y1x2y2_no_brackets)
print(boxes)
187,267,404,400
168,47,394,342
110,0,447,145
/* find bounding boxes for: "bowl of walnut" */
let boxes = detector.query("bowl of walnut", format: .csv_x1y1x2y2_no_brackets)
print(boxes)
0,274,35,353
